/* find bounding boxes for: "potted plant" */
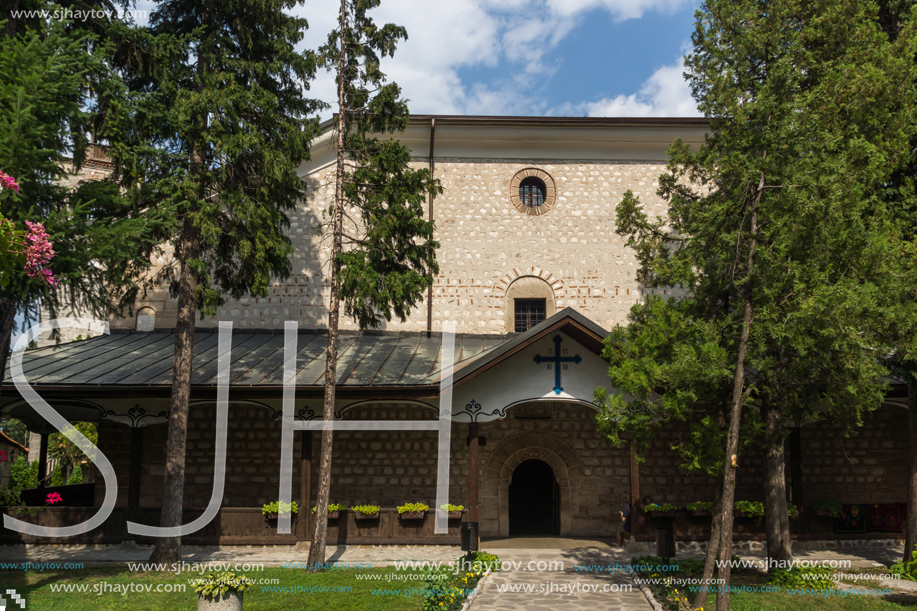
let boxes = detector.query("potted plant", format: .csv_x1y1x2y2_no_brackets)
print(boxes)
439,503,464,520
733,500,765,518
191,571,252,611
397,502,429,520
687,501,713,517
644,502,678,518
352,504,380,520
811,498,843,518
261,500,298,520
787,502,799,519
312,503,346,519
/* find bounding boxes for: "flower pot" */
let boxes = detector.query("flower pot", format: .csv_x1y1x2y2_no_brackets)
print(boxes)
690,510,712,517
447,511,462,520
264,512,296,521
328,510,340,520
399,511,426,520
648,510,676,518
354,511,379,520
198,591,243,611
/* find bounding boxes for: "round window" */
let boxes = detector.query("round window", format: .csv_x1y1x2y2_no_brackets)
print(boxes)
509,168,556,215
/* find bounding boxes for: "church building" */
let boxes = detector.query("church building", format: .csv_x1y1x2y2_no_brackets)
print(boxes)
0,116,908,549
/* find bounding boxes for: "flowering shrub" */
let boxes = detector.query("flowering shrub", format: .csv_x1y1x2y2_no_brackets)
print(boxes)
0,173,57,286
397,502,429,514
45,492,62,504
0,171,19,192
420,552,495,611
0,450,7,462
22,221,57,285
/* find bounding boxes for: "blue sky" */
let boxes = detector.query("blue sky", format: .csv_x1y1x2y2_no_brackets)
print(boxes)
131,0,703,118
296,0,703,117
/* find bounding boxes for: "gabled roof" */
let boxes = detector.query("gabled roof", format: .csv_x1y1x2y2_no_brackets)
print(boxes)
0,308,609,401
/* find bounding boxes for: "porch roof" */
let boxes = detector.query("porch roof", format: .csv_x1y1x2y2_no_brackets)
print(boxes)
0,307,610,400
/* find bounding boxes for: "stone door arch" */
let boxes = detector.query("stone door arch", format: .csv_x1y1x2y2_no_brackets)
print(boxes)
481,432,583,537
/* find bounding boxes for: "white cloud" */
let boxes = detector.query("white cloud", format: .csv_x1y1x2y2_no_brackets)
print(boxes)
579,59,699,117
546,0,691,20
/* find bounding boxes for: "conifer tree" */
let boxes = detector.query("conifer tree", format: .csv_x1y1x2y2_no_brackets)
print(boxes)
117,0,321,564
0,6,159,385
306,0,440,568
598,2,917,607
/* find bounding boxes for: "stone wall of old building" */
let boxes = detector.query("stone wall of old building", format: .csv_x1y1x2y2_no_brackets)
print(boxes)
92,399,907,536
110,159,678,334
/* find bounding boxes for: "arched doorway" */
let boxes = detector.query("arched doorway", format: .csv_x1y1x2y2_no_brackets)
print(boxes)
508,459,559,535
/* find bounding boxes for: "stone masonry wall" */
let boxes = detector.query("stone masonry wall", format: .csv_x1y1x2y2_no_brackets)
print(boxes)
110,159,676,333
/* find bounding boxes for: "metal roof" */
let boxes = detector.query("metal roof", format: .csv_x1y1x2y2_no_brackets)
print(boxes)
4,329,508,390
1,308,610,398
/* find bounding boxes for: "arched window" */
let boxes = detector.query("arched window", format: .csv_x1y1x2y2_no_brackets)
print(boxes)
518,177,546,208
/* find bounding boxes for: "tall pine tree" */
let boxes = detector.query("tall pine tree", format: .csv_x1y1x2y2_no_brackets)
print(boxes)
116,0,321,564
306,0,440,568
599,1,917,607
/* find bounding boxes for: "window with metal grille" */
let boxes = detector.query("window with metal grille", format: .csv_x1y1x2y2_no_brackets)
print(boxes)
515,298,546,332
518,177,546,208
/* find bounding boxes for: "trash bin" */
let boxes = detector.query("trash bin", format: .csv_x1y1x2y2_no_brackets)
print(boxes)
461,522,479,552
656,526,675,561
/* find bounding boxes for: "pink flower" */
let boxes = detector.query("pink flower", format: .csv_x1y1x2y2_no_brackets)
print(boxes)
46,492,62,504
0,450,7,462
0,171,19,193
22,221,58,285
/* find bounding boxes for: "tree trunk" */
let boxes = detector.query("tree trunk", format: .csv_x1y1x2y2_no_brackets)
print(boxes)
149,218,199,565
0,298,17,389
763,397,792,567
906,377,917,561
693,478,724,610
715,168,761,611
306,1,347,569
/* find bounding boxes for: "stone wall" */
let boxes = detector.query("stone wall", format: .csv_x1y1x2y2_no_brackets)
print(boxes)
110,159,678,334
91,400,907,536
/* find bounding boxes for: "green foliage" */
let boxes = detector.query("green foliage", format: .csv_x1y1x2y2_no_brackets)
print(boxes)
318,0,440,329
733,501,765,517
66,465,83,486
312,503,346,513
351,505,380,515
261,501,298,515
0,8,164,353
190,572,253,598
687,501,713,512
419,552,493,611
766,565,834,590
49,464,63,487
440,503,464,512
10,455,38,491
114,0,321,319
889,551,917,581
48,422,97,473
811,498,844,518
397,502,429,514
0,417,28,445
644,503,678,513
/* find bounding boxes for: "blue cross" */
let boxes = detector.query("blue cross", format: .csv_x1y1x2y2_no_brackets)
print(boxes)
533,335,582,395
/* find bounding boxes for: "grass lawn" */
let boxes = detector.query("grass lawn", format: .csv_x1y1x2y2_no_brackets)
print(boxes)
634,556,917,611
718,573,917,611
1,566,426,610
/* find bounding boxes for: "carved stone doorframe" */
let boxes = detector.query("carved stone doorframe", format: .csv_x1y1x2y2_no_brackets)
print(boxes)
481,432,583,538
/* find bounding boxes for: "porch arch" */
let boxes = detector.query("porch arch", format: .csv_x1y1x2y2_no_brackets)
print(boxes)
481,431,583,537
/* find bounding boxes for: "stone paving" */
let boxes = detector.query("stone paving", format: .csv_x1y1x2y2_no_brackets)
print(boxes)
468,547,653,611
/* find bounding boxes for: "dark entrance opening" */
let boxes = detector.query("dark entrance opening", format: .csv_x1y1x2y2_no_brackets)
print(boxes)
508,459,559,536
